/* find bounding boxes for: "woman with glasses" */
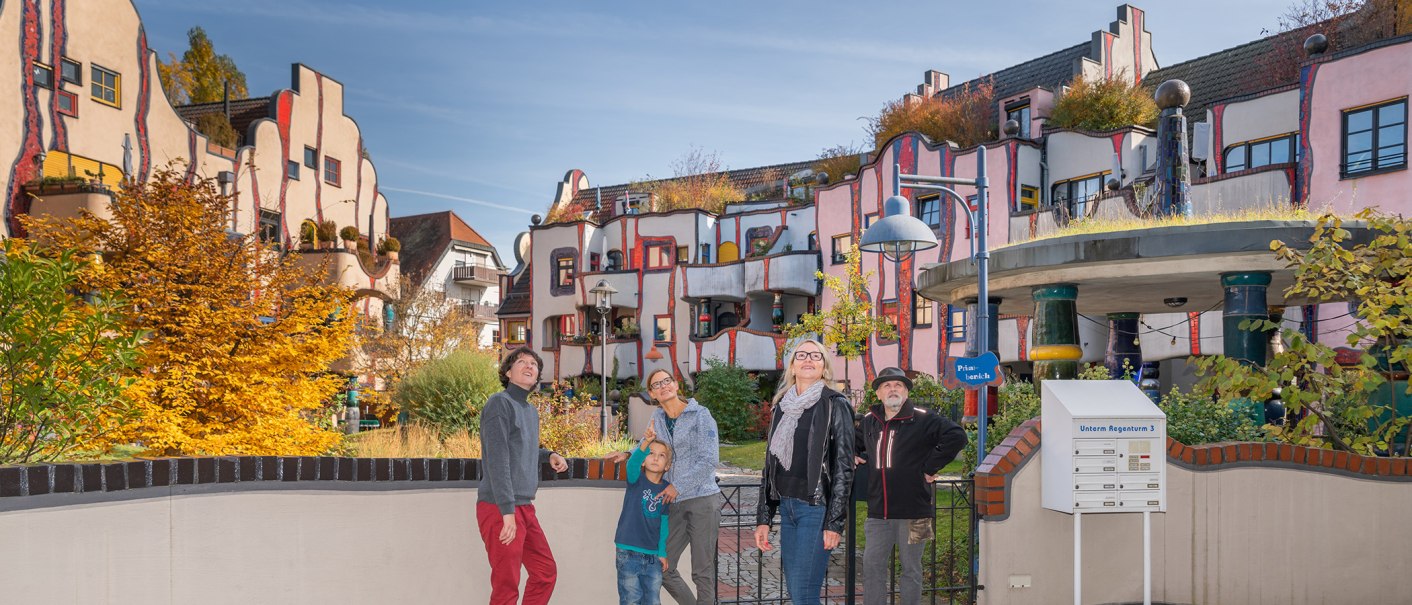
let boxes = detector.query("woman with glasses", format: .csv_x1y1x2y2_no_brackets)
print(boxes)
753,339,856,605
606,368,721,605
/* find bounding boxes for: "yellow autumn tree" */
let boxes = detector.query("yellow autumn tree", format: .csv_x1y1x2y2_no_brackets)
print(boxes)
24,166,355,456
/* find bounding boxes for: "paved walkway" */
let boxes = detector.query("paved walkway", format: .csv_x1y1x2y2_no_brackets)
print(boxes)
713,462,856,603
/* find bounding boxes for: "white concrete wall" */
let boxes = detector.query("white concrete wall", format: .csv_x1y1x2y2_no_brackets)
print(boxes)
0,484,685,605
980,454,1412,605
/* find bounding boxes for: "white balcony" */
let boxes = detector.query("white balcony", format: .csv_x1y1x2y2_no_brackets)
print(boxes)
744,251,820,297
683,263,745,302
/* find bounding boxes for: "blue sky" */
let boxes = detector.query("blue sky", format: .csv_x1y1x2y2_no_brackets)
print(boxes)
130,0,1290,259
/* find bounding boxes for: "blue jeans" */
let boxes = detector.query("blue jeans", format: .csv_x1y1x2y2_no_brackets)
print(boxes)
778,498,832,605
615,548,662,605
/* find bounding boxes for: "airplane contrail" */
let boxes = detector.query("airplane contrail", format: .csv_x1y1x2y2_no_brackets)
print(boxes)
380,186,540,215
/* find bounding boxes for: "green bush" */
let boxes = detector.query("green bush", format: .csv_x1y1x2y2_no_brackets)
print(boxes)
393,349,502,437
1162,389,1268,445
692,358,759,442
961,380,1042,473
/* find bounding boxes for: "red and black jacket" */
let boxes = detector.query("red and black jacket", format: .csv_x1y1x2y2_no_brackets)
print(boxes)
854,400,967,520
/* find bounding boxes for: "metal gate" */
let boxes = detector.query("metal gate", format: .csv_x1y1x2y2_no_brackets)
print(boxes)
715,478,978,604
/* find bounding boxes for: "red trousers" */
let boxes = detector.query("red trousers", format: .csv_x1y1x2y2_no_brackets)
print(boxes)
477,501,557,605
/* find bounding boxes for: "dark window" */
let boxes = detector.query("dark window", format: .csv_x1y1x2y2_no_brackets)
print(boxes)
879,300,899,333
588,252,601,272
947,307,967,341
1223,133,1299,173
1006,104,1031,138
605,250,623,271
964,195,978,239
55,90,77,116
654,316,672,342
324,157,341,186
699,244,711,264
90,64,119,106
1050,173,1106,218
505,320,527,344
831,234,852,264
807,232,818,250
913,292,933,327
554,256,575,288
1343,98,1407,177
60,58,81,85
287,161,300,180
304,146,318,169
916,196,940,227
677,246,690,263
32,63,53,89
257,210,282,247
1019,186,1039,212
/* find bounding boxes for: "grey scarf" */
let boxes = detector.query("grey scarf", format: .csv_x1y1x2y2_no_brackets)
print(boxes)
768,380,826,471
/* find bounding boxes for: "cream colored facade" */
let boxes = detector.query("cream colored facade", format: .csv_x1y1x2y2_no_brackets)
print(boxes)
0,1,397,373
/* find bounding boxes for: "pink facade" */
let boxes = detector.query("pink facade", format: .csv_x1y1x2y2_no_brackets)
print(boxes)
1302,39,1411,215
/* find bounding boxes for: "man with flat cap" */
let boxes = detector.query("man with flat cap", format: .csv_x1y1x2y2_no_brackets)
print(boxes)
854,367,967,605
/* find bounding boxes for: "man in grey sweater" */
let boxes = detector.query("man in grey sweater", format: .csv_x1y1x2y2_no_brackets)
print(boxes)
476,347,568,605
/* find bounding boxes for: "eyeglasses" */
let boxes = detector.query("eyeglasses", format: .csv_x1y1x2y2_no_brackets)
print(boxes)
650,377,675,390
792,351,824,362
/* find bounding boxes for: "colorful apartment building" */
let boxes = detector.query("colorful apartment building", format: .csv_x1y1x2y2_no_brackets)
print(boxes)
1,0,399,384
502,4,1410,393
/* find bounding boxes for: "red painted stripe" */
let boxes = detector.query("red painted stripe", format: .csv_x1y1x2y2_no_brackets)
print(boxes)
1188,312,1202,356
5,0,43,236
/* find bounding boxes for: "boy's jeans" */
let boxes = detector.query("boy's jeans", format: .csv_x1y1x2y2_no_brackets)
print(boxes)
616,548,663,605
778,497,832,605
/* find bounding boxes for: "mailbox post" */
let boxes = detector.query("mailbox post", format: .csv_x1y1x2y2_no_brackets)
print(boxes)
1041,380,1166,605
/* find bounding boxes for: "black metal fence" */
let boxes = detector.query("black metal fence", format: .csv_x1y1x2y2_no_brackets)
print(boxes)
715,478,977,604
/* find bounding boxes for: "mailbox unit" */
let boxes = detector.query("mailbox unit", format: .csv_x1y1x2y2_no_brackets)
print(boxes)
1041,380,1167,514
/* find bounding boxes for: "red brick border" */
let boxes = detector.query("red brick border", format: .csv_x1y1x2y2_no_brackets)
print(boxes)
972,419,1412,519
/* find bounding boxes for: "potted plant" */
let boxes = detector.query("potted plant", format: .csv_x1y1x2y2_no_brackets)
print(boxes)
377,236,401,262
339,226,359,252
613,318,640,339
316,220,338,250
298,221,318,250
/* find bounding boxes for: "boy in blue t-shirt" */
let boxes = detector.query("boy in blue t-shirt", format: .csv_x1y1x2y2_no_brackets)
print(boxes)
614,425,673,605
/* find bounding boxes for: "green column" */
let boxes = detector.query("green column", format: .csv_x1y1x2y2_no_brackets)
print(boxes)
1221,272,1273,366
1032,284,1081,382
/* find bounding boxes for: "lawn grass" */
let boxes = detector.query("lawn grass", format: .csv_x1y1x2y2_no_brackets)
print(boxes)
720,440,767,470
1007,202,1325,248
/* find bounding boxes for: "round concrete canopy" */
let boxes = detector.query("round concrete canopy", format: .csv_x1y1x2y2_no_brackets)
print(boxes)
915,220,1373,316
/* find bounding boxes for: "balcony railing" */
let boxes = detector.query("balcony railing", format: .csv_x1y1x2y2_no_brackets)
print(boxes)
452,264,502,285
460,302,500,321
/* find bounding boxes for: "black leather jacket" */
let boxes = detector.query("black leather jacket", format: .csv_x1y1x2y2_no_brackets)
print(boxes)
755,387,856,534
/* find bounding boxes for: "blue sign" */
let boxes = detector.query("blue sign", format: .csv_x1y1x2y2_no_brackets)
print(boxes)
944,351,1004,389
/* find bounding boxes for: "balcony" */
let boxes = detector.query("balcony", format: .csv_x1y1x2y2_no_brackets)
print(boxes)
576,270,638,309
744,251,820,297
683,263,745,302
1190,164,1294,215
460,302,500,321
451,264,502,287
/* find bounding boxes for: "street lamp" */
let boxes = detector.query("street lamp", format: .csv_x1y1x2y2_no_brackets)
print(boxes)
590,279,618,440
858,148,992,463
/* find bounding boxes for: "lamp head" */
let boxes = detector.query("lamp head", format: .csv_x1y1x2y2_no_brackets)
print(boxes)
859,195,939,262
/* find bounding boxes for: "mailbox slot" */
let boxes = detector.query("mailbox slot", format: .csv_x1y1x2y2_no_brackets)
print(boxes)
1074,439,1118,456
1074,474,1118,491
1074,457,1120,473
1118,473,1162,490
1074,491,1118,509
1117,490,1162,509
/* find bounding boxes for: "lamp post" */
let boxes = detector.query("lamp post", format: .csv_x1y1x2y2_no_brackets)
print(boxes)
859,148,992,462
590,279,618,441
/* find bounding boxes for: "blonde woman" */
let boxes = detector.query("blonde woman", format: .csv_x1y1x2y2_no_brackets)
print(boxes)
752,339,856,605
